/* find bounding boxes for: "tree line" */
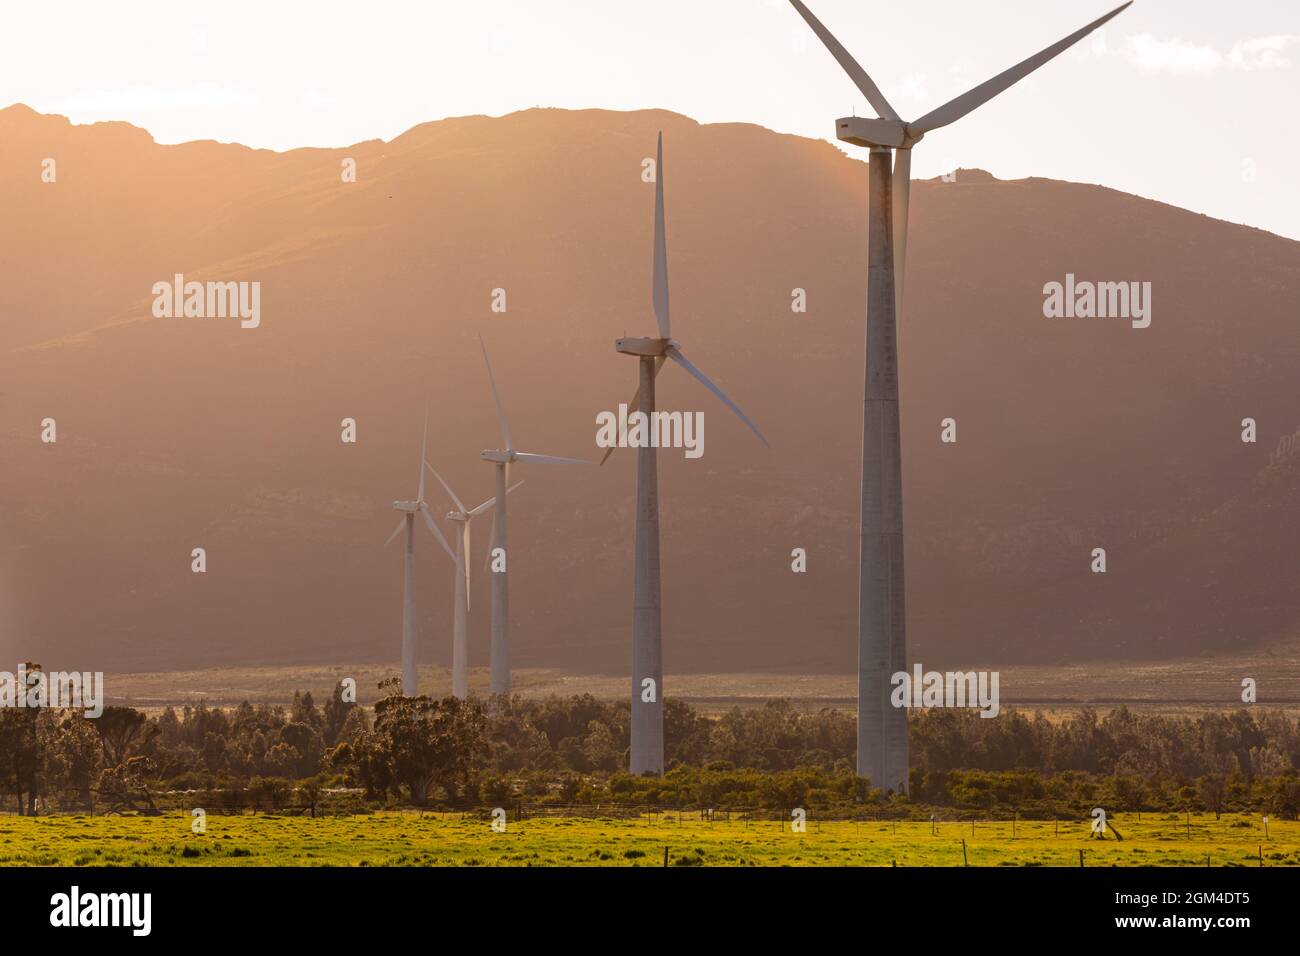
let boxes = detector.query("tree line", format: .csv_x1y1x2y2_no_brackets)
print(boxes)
3,669,1299,817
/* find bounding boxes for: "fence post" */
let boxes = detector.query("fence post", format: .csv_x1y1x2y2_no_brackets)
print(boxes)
1079,849,1085,868
961,838,968,866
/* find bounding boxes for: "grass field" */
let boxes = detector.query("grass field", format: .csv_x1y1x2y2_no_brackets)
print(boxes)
1,812,1296,867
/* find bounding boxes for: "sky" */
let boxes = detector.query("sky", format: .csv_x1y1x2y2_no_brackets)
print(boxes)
2,0,1297,239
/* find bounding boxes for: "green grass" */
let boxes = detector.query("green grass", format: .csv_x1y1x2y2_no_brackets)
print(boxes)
0,812,1295,867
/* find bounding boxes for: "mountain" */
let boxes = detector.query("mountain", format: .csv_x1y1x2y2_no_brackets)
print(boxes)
1,104,1298,675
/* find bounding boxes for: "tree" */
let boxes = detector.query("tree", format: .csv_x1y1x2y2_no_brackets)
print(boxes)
248,776,291,813
44,713,102,811
298,777,325,818
94,706,156,767
96,756,159,813
322,681,357,746
201,732,228,774
1197,774,1228,819
0,707,42,814
345,693,488,805
292,691,323,732
280,722,324,778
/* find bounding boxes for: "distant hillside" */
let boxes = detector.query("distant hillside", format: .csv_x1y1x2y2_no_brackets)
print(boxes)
1,104,1298,675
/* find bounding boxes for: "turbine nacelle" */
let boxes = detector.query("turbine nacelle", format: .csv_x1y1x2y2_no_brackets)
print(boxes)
835,117,921,150
392,500,420,513
480,449,513,463
615,336,672,357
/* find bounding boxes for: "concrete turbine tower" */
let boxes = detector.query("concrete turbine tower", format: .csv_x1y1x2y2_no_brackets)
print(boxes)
425,461,523,699
478,336,590,696
604,133,769,776
385,409,456,697
785,0,1132,793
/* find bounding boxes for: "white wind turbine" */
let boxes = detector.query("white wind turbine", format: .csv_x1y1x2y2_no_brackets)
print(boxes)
424,462,523,699
385,410,456,697
478,336,590,696
605,132,768,776
785,0,1131,793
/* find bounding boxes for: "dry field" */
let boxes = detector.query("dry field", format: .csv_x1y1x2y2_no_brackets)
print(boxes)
101,644,1300,718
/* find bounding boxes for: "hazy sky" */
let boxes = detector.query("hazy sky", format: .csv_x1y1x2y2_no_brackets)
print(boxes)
3,0,1297,239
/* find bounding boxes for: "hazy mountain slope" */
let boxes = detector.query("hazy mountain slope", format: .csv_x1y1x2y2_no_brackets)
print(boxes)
1,104,1297,674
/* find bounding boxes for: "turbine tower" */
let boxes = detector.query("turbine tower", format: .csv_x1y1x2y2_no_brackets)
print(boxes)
478,336,590,696
605,133,768,776
786,0,1131,793
425,461,523,699
385,410,456,697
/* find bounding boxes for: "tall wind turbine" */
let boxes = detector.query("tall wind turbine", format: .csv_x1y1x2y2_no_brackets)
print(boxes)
385,411,456,697
785,0,1131,793
478,336,589,696
606,133,768,776
425,462,523,699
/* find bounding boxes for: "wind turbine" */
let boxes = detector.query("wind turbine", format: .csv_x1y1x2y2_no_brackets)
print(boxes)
785,0,1131,793
478,336,590,696
424,462,523,699
385,410,456,697
606,133,768,776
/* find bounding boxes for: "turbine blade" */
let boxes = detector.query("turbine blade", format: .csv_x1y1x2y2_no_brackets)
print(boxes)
418,502,455,560
468,480,524,517
666,346,769,447
424,460,466,514
478,335,513,451
892,147,911,323
909,2,1132,135
787,0,899,121
385,517,406,547
462,523,472,613
417,405,429,501
598,356,666,466
512,452,591,466
652,132,671,339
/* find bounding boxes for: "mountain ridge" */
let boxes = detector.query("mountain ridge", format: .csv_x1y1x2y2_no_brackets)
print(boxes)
1,105,1297,676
